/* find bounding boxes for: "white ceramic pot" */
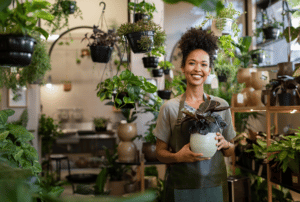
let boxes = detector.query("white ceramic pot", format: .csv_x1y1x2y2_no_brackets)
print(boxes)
190,132,218,158
221,18,233,35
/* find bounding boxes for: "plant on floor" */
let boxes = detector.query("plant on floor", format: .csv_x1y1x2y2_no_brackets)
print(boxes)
38,114,63,158
96,69,159,110
0,0,54,39
45,0,83,34
128,0,157,20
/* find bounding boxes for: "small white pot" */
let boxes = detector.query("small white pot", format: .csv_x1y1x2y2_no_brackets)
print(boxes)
222,18,233,35
190,132,218,158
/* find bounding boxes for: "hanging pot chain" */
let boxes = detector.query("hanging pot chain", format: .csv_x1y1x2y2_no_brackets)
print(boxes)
98,1,108,31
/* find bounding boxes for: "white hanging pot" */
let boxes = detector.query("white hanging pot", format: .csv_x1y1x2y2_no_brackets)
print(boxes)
221,18,233,35
190,132,218,158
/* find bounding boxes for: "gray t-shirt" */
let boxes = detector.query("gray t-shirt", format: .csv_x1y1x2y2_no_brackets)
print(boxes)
153,94,236,144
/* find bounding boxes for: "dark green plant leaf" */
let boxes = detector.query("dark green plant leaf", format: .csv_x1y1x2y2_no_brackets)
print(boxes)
0,0,12,12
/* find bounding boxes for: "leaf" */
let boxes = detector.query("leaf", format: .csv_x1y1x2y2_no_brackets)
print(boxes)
0,131,9,141
0,0,12,12
48,186,65,198
197,100,212,114
34,27,49,39
7,124,34,142
34,10,54,21
95,168,108,194
0,109,15,125
279,151,288,161
162,0,219,12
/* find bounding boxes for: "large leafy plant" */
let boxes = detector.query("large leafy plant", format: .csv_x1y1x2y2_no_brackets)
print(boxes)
0,109,41,176
96,69,160,110
128,0,157,19
0,0,54,39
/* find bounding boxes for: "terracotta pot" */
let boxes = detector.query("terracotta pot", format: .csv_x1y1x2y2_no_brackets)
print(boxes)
241,87,255,106
251,90,265,107
109,180,126,196
277,62,295,77
142,142,158,162
237,68,257,87
117,122,137,141
251,71,269,90
232,93,248,107
117,141,137,163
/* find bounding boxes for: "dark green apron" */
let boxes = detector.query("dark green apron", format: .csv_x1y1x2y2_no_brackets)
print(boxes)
164,93,229,202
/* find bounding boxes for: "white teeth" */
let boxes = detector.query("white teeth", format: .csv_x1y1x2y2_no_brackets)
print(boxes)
192,75,203,79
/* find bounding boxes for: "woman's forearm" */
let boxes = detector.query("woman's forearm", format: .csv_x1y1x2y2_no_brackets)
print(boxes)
156,149,179,164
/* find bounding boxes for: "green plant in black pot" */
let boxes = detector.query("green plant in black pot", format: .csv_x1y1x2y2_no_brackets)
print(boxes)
96,69,160,110
93,117,110,132
0,34,52,94
142,27,166,68
158,61,174,75
128,0,157,22
157,79,173,100
262,15,283,41
214,49,238,83
45,0,83,34
117,20,158,53
82,26,119,63
0,0,54,67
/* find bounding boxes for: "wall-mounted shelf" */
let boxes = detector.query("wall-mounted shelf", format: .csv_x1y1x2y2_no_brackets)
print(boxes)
256,38,285,47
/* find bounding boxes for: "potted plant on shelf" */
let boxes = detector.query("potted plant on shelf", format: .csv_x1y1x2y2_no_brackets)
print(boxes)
45,0,83,34
96,69,159,109
158,61,174,75
117,20,158,54
201,0,242,37
93,117,110,132
81,26,118,63
142,26,166,68
0,0,54,67
128,0,157,22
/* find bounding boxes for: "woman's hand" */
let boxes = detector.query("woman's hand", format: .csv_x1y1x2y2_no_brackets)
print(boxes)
215,132,229,150
176,143,211,163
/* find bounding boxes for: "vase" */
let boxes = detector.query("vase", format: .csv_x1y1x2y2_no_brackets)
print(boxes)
251,71,269,90
152,69,163,77
241,87,255,106
237,68,257,87
251,90,265,107
157,90,172,100
142,142,158,162
232,93,248,107
117,122,137,141
142,57,159,68
0,35,36,67
90,46,113,63
190,132,218,158
126,31,154,53
117,141,137,163
277,62,295,77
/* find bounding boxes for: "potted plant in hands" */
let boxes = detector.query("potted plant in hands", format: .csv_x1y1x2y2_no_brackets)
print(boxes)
117,20,157,53
96,69,158,109
0,0,54,67
158,61,174,75
93,117,110,132
45,0,83,34
81,26,118,63
201,0,242,37
128,0,157,22
142,26,166,68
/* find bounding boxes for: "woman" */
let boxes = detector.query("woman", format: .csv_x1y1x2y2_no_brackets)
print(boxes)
153,28,236,202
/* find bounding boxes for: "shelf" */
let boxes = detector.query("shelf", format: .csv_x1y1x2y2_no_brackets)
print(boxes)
231,106,300,113
235,163,267,179
256,38,285,47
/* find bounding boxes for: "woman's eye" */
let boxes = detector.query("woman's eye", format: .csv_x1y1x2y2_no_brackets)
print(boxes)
202,64,207,67
189,63,195,65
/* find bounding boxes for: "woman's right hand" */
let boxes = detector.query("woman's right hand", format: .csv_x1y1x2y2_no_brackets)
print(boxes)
176,143,211,163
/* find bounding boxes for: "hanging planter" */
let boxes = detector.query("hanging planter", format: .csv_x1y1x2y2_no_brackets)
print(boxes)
90,46,113,63
128,1,156,23
157,90,171,100
0,35,36,67
142,57,159,68
126,31,154,53
152,69,163,77
63,81,72,91
217,72,227,83
262,27,280,40
134,13,150,23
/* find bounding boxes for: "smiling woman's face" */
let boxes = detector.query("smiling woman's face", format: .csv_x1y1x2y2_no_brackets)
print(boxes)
181,49,211,87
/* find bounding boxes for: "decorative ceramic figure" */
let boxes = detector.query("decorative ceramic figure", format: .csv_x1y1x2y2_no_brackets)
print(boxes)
117,121,137,162
179,100,230,158
237,68,257,87
251,71,269,90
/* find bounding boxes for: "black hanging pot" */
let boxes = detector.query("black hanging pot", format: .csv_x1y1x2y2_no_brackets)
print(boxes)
157,90,172,100
61,0,77,14
163,68,170,75
89,46,113,63
126,31,154,53
113,92,135,109
152,69,163,77
142,57,159,68
217,73,227,83
251,52,265,64
262,27,280,40
0,35,36,67
134,13,150,23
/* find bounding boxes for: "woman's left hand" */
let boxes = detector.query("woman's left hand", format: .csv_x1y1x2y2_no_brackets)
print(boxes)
215,132,229,150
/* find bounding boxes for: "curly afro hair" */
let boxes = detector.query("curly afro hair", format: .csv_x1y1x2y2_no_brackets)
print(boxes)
178,27,219,68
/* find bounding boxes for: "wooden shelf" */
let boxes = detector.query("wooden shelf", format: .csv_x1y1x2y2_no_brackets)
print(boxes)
231,106,300,113
231,106,266,112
